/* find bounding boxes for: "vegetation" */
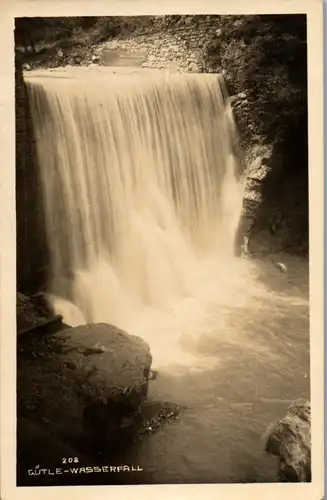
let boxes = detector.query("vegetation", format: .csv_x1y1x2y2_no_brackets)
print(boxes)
15,16,155,53
216,15,307,149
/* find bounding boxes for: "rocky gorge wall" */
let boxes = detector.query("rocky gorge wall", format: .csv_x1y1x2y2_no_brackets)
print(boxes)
16,54,49,294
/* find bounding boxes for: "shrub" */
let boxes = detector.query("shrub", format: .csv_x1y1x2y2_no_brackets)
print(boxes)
214,15,307,148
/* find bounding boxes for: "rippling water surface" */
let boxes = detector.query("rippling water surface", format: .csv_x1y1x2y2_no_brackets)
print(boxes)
121,255,309,484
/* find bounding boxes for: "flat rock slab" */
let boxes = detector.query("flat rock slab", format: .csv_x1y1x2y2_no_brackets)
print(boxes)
265,400,311,482
18,323,152,456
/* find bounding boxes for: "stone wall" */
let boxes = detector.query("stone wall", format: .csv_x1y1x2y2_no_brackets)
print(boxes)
94,17,223,73
16,54,49,294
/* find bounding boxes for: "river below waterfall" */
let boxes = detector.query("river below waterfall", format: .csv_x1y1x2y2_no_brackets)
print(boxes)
51,251,307,486
111,253,309,484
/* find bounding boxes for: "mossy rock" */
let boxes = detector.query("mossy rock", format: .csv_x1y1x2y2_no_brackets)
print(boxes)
18,323,152,455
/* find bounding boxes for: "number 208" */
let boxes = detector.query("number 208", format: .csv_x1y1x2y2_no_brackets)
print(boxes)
62,457,79,464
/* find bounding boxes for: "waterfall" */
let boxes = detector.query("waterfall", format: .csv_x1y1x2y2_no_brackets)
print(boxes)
26,68,245,358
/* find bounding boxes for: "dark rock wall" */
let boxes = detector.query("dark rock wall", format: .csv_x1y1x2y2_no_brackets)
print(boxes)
239,119,308,257
16,53,49,294
248,131,308,256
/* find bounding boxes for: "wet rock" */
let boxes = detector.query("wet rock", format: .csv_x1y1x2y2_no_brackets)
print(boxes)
148,369,158,380
265,400,311,482
237,143,275,254
30,291,55,317
18,323,152,456
134,401,185,440
188,62,199,72
17,292,47,332
272,261,288,273
58,323,152,408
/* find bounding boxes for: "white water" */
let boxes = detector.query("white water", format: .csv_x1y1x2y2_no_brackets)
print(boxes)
26,67,248,367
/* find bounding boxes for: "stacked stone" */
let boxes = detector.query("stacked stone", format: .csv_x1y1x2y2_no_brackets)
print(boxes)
97,18,221,73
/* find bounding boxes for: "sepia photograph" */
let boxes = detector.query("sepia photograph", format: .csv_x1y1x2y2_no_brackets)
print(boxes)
0,1,324,499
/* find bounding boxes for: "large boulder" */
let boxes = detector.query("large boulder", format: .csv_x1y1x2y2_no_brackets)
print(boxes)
57,323,152,408
265,400,311,482
18,323,152,458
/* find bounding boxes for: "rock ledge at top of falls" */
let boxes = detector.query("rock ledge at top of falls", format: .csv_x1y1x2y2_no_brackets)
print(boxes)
265,400,311,482
17,322,152,459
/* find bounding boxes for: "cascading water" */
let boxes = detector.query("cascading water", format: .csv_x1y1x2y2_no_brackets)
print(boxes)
26,67,248,366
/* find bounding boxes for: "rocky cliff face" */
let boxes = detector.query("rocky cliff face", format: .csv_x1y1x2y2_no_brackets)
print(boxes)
16,53,49,294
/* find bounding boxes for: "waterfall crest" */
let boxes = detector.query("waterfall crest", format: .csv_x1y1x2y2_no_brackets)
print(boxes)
26,68,244,333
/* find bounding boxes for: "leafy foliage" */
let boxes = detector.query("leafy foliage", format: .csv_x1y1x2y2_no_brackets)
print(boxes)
214,15,307,147
15,16,156,49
